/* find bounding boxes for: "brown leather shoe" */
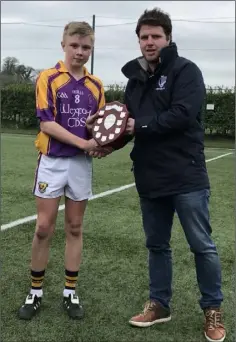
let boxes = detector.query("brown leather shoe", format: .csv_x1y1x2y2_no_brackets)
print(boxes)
129,300,171,327
204,308,226,342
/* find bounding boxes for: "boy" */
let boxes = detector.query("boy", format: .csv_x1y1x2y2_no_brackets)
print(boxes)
19,21,109,320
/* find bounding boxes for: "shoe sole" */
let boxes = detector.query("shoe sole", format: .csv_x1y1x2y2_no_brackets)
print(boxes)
19,314,35,320
129,316,171,327
204,332,226,342
19,308,41,320
69,314,84,320
62,304,84,320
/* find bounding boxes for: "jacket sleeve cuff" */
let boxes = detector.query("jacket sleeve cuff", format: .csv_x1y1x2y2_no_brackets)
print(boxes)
135,116,153,133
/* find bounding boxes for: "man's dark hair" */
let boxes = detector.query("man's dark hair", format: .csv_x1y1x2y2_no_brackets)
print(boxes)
135,8,172,39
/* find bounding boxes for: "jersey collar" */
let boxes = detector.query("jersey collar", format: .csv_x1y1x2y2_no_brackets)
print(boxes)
55,60,90,77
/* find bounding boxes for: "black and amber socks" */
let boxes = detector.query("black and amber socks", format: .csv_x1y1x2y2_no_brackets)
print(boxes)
63,269,79,297
29,269,78,298
30,269,45,297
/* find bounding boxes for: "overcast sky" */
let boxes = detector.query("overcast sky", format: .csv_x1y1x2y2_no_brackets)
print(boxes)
2,1,235,89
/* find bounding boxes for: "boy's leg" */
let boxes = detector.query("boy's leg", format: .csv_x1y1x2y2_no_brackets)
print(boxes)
19,154,66,320
62,153,92,319
18,197,61,320
31,197,61,273
62,198,88,319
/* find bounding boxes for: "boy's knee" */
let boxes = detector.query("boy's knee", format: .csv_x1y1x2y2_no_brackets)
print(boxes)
35,221,55,240
65,220,83,238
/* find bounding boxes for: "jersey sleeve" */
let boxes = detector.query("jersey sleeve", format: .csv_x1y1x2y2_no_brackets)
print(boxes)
36,72,55,121
98,82,105,109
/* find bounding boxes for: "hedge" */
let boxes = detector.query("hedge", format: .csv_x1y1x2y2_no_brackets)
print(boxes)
1,83,235,137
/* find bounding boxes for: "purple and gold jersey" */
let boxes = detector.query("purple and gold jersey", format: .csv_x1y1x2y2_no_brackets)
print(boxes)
35,60,105,157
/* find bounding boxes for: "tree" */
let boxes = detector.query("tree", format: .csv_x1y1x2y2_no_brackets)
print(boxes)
1,56,36,84
15,64,35,82
1,56,19,75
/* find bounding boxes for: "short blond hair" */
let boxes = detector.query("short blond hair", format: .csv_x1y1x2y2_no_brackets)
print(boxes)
63,21,95,42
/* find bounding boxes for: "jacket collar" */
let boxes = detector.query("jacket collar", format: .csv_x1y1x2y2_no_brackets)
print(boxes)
121,42,178,81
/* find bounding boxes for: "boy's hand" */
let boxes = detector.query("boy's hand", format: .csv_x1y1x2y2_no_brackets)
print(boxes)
89,146,114,159
86,111,104,133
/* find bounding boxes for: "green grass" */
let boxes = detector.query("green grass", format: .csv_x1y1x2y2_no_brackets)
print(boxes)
1,127,235,149
1,134,235,342
204,135,235,149
1,127,39,135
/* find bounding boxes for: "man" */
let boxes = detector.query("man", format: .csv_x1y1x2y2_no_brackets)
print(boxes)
120,8,225,342
19,21,110,321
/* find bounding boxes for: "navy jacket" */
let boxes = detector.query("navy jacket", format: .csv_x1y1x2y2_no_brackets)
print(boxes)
121,42,210,198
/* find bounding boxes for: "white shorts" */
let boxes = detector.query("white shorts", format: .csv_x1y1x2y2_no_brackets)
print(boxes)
33,153,93,201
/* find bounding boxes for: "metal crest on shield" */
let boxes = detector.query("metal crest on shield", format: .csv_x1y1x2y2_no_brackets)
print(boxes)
105,104,123,112
91,101,129,146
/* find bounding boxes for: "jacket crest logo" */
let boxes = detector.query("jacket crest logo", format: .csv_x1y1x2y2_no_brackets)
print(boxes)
156,75,167,90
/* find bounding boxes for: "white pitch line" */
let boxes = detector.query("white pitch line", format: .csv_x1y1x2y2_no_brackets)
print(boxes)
204,152,233,162
1,152,233,231
205,148,234,152
1,183,135,231
206,148,234,151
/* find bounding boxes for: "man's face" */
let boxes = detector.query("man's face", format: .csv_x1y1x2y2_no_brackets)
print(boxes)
61,34,93,68
139,25,170,63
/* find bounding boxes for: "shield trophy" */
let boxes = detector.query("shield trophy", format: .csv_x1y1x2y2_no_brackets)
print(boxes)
91,101,129,147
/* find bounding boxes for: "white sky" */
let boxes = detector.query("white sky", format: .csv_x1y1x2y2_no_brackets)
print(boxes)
1,1,235,88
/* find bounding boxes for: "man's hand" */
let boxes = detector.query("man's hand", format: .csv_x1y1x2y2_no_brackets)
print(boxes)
125,118,135,135
83,139,113,159
86,111,104,133
83,138,101,152
89,146,114,159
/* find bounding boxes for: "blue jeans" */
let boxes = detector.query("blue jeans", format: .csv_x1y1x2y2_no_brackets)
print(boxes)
140,189,223,310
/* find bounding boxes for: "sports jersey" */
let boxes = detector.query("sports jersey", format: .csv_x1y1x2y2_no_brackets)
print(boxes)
35,60,105,157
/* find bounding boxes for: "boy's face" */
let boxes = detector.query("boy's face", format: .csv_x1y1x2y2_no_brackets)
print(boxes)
61,34,93,68
139,25,170,63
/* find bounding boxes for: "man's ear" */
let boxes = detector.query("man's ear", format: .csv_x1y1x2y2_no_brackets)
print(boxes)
61,41,65,51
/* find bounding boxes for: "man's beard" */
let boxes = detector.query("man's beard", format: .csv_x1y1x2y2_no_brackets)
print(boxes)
143,50,160,63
